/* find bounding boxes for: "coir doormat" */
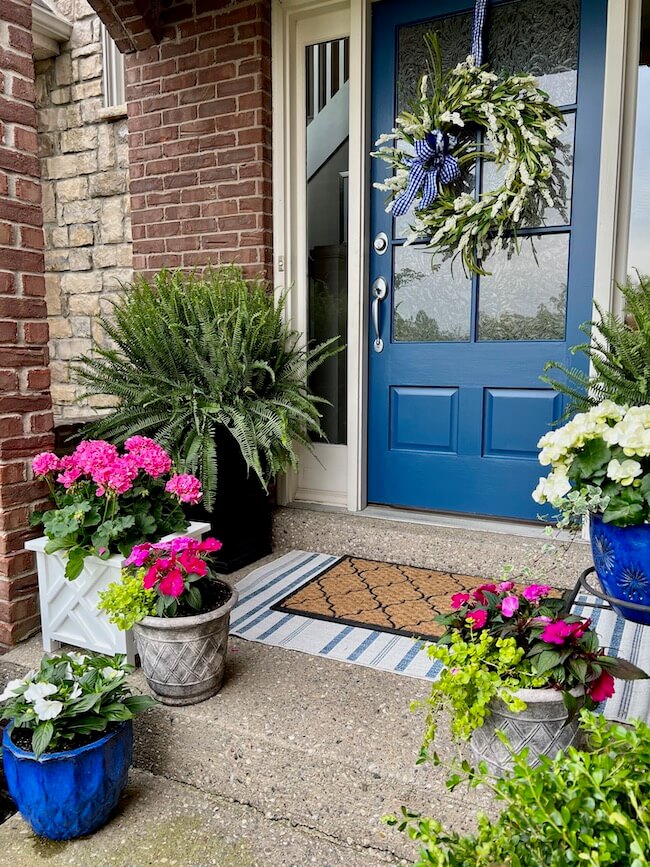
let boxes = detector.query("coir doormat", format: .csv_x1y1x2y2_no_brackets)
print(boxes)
271,555,491,642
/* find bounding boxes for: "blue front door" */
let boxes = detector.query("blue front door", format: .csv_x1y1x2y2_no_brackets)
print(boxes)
368,0,607,520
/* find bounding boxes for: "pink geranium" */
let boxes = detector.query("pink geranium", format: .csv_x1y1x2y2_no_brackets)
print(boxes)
500,595,520,618
32,452,61,477
165,473,203,505
124,436,172,478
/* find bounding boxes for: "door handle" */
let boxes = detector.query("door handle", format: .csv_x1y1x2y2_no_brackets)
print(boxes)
372,277,388,353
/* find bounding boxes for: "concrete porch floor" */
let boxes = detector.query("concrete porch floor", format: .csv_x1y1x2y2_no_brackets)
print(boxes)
0,511,589,865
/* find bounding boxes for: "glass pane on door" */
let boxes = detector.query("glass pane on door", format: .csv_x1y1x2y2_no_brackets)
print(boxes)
477,234,569,341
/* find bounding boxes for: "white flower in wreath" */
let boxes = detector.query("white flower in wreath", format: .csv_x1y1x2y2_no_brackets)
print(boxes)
439,110,464,127
607,458,643,487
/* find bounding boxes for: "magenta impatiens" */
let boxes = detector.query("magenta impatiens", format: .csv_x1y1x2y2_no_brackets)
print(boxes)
436,578,647,710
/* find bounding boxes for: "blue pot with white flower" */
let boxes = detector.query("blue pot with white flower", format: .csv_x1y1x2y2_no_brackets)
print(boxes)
2,720,133,840
590,514,650,626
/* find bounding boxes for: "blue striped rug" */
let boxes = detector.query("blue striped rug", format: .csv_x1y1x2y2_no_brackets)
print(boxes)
231,551,650,723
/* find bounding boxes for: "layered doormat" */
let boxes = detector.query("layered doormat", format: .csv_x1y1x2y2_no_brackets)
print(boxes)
272,554,488,642
230,551,650,723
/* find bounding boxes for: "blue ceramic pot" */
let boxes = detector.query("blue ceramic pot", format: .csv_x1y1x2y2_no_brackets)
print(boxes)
2,720,132,840
590,514,650,626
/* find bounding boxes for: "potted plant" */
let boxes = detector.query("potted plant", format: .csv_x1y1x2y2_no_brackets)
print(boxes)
387,711,650,866
0,651,156,840
26,438,208,661
418,580,647,776
533,401,650,624
73,266,341,573
98,535,238,705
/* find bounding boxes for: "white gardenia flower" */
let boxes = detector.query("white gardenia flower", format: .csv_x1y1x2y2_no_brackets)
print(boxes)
33,698,64,721
607,458,643,486
24,681,58,704
0,678,27,703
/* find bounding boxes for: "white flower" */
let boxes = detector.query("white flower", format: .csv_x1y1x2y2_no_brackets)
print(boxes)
532,469,572,505
70,683,82,700
0,678,26,703
24,681,58,704
66,652,89,666
439,110,464,127
33,698,64,721
606,458,643,486
101,666,122,680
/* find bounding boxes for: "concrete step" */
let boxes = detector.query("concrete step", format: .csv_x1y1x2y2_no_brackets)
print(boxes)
0,767,399,867
272,505,592,590
4,631,492,865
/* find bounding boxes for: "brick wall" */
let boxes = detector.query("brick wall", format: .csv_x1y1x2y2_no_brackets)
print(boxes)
124,0,272,277
37,0,133,421
0,0,54,648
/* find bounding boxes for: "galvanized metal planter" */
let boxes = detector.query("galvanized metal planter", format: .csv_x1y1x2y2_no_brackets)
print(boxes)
470,686,583,777
133,583,238,705
26,522,210,664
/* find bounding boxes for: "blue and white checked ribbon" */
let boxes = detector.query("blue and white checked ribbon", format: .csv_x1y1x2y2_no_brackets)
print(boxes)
470,0,488,66
393,0,488,216
392,130,460,217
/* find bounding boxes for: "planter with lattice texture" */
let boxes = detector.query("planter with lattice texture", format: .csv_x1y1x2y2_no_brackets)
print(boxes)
26,522,210,663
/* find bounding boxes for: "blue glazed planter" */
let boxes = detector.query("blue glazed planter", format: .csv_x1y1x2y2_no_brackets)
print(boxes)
590,514,650,626
2,720,132,840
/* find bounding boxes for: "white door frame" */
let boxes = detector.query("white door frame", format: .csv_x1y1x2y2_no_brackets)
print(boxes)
272,0,640,518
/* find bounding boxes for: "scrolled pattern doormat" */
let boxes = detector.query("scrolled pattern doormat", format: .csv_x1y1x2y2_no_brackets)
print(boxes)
271,555,489,642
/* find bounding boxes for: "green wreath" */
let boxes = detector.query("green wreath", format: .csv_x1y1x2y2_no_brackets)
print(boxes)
372,35,567,275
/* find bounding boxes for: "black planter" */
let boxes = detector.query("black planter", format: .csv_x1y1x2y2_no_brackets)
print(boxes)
185,428,272,574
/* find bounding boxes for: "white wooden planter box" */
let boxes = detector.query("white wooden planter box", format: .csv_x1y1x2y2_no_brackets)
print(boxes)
26,522,211,664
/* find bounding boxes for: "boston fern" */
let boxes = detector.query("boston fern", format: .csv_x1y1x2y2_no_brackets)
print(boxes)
75,267,340,509
543,274,650,414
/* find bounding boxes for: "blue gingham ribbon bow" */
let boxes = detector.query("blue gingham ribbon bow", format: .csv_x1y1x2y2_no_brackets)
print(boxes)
392,130,460,218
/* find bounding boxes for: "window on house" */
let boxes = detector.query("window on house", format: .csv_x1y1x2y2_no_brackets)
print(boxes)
101,23,125,108
305,38,350,445
627,0,650,281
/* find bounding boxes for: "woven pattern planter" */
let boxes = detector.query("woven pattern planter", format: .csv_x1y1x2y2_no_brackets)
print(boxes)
470,686,583,776
133,584,239,705
26,522,210,663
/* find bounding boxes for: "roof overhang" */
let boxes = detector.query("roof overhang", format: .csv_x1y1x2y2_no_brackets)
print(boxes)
32,0,73,59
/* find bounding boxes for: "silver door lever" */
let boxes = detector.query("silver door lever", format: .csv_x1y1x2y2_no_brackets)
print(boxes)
372,277,388,352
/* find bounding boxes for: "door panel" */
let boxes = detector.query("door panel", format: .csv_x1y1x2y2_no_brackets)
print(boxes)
368,0,608,520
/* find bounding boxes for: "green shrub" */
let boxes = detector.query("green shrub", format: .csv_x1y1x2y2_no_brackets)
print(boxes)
388,711,650,867
75,266,340,509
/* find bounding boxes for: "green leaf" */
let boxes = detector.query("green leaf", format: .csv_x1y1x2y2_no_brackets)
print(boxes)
533,649,563,676
123,694,158,713
102,703,132,721
64,547,86,581
568,658,588,682
31,721,54,758
568,438,611,479
186,586,202,610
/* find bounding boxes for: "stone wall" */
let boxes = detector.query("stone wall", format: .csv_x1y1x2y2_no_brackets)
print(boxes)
0,0,54,648
36,0,132,421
